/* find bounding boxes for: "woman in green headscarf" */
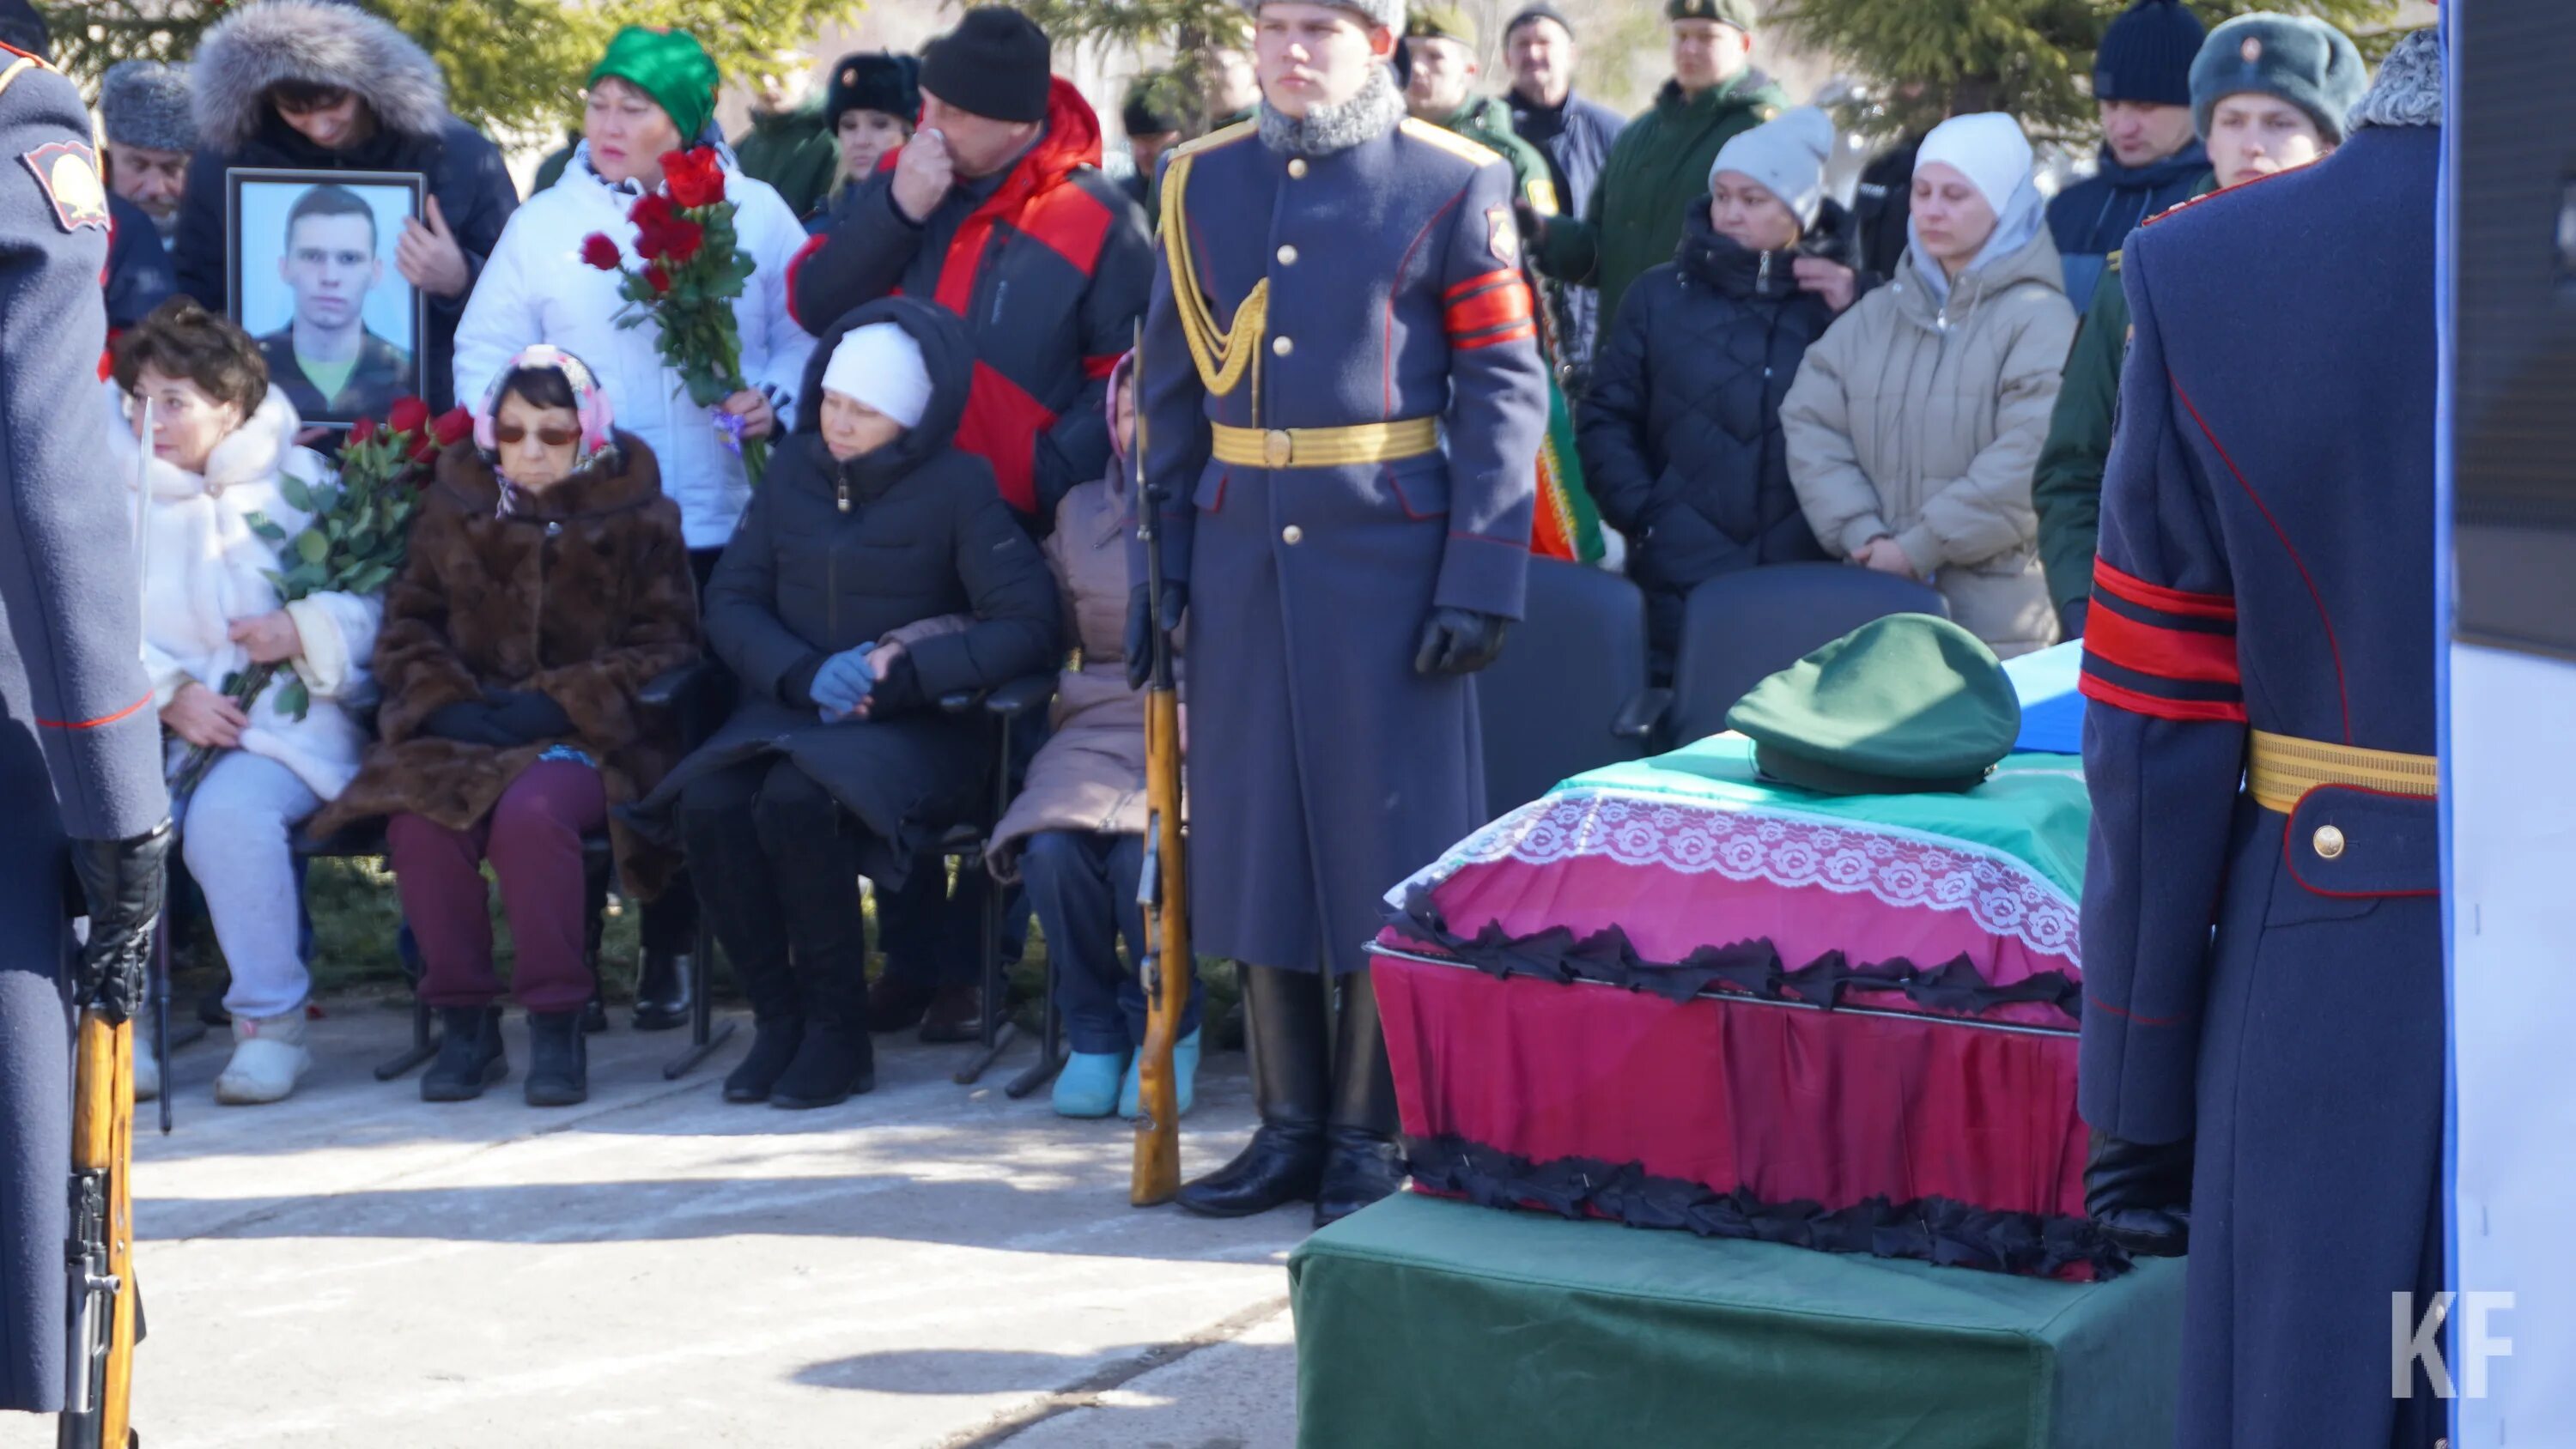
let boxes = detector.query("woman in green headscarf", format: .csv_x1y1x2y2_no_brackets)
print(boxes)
452,25,821,1026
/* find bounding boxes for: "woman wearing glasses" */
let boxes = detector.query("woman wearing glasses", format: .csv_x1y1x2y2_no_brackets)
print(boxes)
316,347,702,1108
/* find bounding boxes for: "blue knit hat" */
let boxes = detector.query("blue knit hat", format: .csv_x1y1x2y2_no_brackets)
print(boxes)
2094,0,2206,107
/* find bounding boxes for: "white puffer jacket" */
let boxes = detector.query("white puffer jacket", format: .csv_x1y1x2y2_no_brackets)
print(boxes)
451,144,817,549
112,385,382,801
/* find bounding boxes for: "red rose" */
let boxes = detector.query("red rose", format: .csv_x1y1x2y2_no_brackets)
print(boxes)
662,147,726,209
630,192,675,229
580,233,623,270
350,417,379,444
644,263,673,296
661,218,704,263
387,397,431,437
634,224,668,262
408,433,440,464
432,406,474,447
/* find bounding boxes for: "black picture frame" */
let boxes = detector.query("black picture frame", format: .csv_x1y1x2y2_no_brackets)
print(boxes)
223,167,428,430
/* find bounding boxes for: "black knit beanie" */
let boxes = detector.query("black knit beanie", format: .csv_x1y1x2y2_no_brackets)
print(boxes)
1504,3,1573,40
920,7,1052,124
1123,76,1184,138
825,52,921,130
2094,0,2205,107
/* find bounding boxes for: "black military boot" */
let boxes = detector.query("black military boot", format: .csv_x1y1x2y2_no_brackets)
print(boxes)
420,1005,507,1102
525,1009,589,1107
1315,968,1406,1228
1176,965,1329,1217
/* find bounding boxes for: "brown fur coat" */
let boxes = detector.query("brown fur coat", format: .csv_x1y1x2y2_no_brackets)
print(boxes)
313,433,701,895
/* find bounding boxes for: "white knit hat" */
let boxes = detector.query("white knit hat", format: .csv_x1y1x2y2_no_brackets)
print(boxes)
1709,106,1836,230
821,323,933,430
1913,112,2035,218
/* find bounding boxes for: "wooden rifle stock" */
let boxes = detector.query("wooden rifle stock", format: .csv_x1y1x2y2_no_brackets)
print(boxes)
60,1011,137,1447
1131,319,1193,1206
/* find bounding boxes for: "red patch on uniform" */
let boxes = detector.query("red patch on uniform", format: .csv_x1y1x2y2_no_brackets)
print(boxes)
21,141,109,233
1486,205,1519,267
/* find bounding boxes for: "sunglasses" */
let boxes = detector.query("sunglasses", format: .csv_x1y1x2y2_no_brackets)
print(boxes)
271,82,353,116
493,423,582,447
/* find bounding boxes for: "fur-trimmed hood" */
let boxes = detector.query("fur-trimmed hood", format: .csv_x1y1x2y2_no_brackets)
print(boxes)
192,0,452,151
2348,27,2442,133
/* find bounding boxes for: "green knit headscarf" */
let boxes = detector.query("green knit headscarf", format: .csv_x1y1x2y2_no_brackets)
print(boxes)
590,27,722,145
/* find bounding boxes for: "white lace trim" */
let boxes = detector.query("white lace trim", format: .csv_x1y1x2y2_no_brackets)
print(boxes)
1393,788,2081,967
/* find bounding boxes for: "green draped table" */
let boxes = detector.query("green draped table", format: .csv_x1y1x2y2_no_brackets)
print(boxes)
1288,1191,2182,1449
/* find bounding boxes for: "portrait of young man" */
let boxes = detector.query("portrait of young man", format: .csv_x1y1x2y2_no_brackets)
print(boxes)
254,181,415,423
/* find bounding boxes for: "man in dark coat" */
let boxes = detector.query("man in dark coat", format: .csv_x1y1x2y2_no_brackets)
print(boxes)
174,0,518,413
2045,0,2208,306
734,54,841,222
1501,3,1624,391
0,39,173,1414
1527,0,1785,367
2075,27,2448,1448
1118,77,1184,215
1140,0,1546,1227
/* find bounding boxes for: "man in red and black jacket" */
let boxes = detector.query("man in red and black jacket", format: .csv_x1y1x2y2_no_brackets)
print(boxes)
788,7,1152,534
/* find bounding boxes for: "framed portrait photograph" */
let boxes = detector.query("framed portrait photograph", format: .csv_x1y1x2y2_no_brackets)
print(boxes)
226,168,427,429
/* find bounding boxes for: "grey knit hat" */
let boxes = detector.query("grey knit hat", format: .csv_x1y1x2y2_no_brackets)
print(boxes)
100,60,196,153
1710,106,1835,230
1239,0,1406,33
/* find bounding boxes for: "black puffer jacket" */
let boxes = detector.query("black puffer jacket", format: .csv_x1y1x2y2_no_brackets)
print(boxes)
637,297,1060,882
174,0,518,412
1578,197,1844,669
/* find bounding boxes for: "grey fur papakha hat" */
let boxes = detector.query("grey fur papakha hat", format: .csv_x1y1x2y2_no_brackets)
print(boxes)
101,60,196,153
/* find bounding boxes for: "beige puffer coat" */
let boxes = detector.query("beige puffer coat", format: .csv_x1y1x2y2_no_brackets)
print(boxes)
1778,227,2076,658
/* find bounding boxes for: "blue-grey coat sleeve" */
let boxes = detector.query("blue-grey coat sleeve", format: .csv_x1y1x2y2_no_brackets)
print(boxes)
1434,159,1545,619
0,69,167,842
2075,231,2247,1146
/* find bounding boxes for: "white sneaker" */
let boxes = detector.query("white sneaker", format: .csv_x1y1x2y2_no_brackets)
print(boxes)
214,1010,311,1106
132,1031,161,1102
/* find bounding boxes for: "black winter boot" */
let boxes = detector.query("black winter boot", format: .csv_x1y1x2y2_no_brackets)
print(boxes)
769,1022,874,1110
420,1006,506,1102
525,1010,590,1106
724,1018,805,1104
1315,968,1406,1228
1176,965,1328,1218
633,949,692,1032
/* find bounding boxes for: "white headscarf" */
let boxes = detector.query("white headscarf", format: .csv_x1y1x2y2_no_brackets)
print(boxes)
1907,112,2046,303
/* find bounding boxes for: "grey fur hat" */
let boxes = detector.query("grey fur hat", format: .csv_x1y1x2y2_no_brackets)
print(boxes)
191,0,452,150
101,61,195,153
1237,0,1406,33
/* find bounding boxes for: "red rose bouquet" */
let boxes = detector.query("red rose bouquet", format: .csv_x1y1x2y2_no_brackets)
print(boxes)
167,400,470,804
581,146,769,483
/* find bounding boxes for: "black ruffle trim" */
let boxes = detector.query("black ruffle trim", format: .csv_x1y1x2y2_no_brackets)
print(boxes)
1389,888,2081,1024
1406,1135,2129,1280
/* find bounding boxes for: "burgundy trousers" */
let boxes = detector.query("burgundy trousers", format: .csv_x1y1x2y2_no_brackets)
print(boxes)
386,760,606,1014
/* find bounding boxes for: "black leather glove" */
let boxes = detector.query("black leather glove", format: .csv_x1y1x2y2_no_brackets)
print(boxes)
2083,1129,2193,1258
483,688,574,744
866,651,927,716
69,823,173,1023
1511,196,1545,253
2058,597,2090,640
1124,582,1188,692
1413,607,1511,677
419,700,519,748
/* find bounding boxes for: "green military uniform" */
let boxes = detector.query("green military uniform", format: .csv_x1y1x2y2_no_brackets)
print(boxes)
1528,0,1784,343
2032,175,2215,623
732,99,841,221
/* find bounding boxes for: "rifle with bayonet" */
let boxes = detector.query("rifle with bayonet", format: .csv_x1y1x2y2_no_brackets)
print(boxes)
1131,321,1192,1207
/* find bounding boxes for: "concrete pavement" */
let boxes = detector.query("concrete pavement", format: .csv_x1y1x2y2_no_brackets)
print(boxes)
3,1002,1302,1449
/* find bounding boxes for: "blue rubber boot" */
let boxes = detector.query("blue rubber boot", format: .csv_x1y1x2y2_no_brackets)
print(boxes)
1120,1028,1200,1121
1054,1051,1128,1119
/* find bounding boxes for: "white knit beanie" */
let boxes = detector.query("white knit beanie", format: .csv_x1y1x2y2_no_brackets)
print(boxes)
821,323,933,430
1709,106,1836,230
1913,112,2035,218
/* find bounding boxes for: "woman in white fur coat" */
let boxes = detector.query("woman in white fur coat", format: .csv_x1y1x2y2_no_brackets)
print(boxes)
112,300,383,1105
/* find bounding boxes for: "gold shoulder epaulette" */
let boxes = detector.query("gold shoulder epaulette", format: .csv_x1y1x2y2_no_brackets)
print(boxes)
0,39,52,100
1173,118,1257,161
1400,117,1501,168
2107,249,2122,274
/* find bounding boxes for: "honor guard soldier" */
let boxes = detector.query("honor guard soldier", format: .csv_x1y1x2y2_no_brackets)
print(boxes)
0,37,173,1416
2075,27,2447,1448
1135,0,1547,1225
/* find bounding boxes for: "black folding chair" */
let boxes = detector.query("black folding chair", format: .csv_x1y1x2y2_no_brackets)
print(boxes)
1662,562,1950,746
1475,557,1667,815
943,673,1062,1095
634,661,741,1080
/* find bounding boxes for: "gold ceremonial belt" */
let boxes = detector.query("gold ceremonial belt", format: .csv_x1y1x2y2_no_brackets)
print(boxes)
2246,729,2439,815
1209,418,1440,470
